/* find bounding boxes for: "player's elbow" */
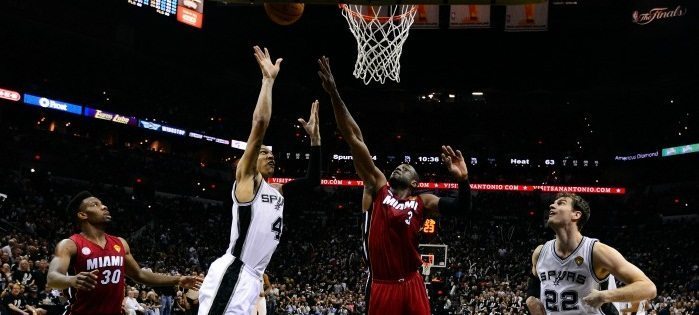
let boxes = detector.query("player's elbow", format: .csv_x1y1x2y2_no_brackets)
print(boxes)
252,116,270,129
646,280,657,299
525,297,541,310
47,273,65,290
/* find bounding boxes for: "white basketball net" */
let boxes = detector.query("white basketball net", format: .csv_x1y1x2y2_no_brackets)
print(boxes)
340,4,417,85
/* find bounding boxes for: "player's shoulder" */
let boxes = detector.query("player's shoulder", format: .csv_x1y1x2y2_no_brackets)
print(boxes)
531,244,544,261
417,192,437,203
590,241,619,257
55,238,78,254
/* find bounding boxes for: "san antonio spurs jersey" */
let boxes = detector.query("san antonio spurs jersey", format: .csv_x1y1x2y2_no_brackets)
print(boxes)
228,179,284,275
198,179,285,315
536,237,619,315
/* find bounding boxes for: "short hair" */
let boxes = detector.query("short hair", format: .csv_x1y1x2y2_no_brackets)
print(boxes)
66,191,93,218
555,192,590,231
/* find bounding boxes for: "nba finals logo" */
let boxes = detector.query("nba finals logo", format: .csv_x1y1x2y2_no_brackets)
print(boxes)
114,245,121,253
575,256,584,266
632,5,687,25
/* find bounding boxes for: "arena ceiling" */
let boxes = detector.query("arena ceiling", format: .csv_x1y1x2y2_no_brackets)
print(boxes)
0,0,696,152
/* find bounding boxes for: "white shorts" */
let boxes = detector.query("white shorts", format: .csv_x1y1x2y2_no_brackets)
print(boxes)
198,253,262,315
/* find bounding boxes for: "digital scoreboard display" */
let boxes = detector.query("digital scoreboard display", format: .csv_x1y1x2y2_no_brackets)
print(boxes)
151,0,178,16
128,0,203,27
127,0,150,8
128,0,177,17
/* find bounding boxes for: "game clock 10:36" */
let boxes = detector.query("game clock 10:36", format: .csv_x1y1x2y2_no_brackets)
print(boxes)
417,156,440,163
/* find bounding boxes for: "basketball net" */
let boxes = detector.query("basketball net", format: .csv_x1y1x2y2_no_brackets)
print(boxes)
340,4,417,84
421,254,434,276
422,262,432,276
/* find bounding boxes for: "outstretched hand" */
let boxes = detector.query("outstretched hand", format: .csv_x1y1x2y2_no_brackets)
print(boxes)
317,56,337,94
298,100,321,144
253,46,282,80
441,145,468,181
178,275,203,291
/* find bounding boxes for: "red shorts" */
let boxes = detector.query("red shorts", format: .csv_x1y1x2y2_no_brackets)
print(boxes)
368,271,431,315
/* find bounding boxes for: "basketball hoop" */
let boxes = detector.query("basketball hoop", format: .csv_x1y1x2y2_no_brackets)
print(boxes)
339,4,417,84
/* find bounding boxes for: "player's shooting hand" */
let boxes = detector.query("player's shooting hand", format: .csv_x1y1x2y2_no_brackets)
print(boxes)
298,100,320,144
441,145,468,181
317,56,337,94
71,270,98,291
178,275,203,291
582,289,608,308
253,46,282,80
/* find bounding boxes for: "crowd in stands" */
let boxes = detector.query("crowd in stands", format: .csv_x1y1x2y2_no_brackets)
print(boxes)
1,167,697,314
1,113,698,314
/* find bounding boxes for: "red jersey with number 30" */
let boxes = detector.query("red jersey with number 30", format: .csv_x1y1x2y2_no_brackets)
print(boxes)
365,185,425,280
66,233,126,315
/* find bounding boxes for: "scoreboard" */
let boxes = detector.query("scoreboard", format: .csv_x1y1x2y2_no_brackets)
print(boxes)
152,0,178,16
128,0,203,28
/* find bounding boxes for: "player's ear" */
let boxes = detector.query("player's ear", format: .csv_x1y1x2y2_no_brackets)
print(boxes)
572,210,582,221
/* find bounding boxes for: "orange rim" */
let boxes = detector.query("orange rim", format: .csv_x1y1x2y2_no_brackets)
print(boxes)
339,4,416,23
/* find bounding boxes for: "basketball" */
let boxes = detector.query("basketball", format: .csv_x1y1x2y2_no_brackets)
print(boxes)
264,3,304,26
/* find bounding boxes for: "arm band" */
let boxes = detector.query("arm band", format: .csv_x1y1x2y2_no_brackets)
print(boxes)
437,179,472,215
527,273,541,299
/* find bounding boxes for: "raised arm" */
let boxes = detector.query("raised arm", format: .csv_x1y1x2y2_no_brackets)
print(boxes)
47,239,98,291
235,46,283,202
582,243,656,308
317,56,385,192
120,237,202,289
280,100,322,196
422,146,471,215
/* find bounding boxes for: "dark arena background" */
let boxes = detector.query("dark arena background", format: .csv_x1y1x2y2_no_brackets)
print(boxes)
0,0,698,314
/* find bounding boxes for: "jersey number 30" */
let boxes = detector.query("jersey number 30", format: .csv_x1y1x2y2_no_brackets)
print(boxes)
271,217,283,240
100,269,121,285
544,289,579,311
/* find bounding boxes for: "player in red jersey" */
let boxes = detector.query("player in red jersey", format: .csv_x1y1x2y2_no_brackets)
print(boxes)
317,56,472,315
47,191,203,315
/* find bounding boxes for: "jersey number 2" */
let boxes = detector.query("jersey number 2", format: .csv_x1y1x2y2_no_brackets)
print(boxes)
271,217,283,240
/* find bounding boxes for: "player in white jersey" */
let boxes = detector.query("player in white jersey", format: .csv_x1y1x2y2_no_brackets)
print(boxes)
526,192,657,315
198,46,322,315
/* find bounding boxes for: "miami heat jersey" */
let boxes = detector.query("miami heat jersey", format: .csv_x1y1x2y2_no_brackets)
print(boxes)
228,179,284,275
364,185,424,280
66,233,126,315
536,237,619,314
